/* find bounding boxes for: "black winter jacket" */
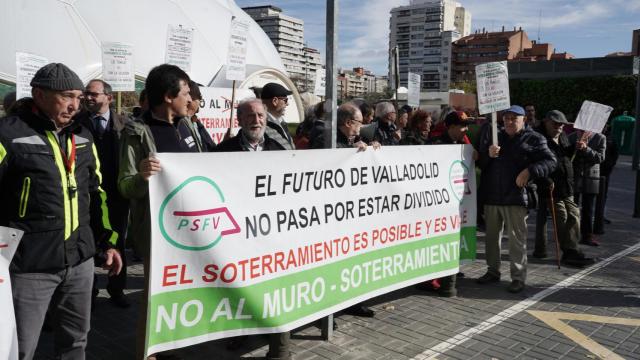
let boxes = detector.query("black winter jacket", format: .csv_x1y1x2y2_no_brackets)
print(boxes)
478,127,556,207
534,127,575,200
0,101,116,273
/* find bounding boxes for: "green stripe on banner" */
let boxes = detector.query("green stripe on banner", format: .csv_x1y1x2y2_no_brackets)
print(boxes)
148,230,466,346
460,226,477,261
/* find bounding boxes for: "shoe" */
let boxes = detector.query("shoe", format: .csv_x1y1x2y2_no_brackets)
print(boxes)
476,272,500,284
226,335,248,350
437,289,457,298
604,218,612,224
507,280,525,293
415,279,441,291
456,272,465,278
345,304,375,318
532,251,547,259
562,250,595,268
580,235,600,247
108,290,131,308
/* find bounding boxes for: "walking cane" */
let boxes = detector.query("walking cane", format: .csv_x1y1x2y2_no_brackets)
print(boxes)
548,187,562,269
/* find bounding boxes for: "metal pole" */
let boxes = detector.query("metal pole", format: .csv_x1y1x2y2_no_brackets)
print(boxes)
633,73,640,217
321,0,337,338
324,0,338,150
116,91,122,115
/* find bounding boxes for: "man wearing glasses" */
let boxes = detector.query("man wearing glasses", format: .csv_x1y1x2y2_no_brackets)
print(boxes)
76,79,131,308
260,82,296,150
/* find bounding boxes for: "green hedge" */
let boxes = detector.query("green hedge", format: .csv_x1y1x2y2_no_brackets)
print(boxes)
509,75,638,121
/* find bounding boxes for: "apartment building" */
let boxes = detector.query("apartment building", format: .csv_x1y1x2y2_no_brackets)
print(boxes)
389,0,471,92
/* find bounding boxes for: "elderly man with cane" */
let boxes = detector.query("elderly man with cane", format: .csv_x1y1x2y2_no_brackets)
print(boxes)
536,110,595,267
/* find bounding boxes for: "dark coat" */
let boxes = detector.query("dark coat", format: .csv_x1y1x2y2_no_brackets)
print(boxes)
373,120,399,146
0,100,116,273
76,110,130,235
568,131,606,194
535,127,575,200
213,130,286,152
308,120,356,149
400,130,431,145
478,126,556,207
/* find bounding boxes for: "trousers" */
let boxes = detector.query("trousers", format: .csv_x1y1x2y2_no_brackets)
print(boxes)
484,205,528,282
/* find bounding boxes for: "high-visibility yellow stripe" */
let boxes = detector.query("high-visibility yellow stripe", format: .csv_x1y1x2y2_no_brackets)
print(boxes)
45,131,72,240
19,177,31,218
0,142,6,165
92,143,118,246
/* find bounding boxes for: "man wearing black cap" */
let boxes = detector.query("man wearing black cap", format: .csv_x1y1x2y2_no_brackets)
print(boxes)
0,63,122,359
260,82,295,150
535,110,594,267
476,105,556,293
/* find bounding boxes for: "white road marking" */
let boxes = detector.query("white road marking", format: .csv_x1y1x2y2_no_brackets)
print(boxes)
411,243,640,360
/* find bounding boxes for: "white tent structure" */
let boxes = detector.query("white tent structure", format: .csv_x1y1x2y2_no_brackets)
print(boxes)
0,0,304,121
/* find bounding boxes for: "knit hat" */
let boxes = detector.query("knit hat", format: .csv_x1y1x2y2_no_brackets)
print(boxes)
30,63,84,91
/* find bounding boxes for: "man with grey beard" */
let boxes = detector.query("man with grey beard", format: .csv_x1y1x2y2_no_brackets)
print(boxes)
213,97,289,359
214,98,286,152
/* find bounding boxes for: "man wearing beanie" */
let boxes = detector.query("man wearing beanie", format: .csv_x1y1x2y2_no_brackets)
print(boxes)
0,63,122,359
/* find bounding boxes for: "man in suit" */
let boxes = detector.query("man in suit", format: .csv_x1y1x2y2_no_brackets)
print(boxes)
77,79,130,308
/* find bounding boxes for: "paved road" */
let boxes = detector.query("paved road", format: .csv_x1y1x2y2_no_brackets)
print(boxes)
35,157,640,359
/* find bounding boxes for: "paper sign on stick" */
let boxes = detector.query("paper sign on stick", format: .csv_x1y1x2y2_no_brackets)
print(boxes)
226,19,249,81
145,145,477,356
102,42,135,92
573,100,613,134
165,25,194,72
0,226,24,360
15,52,48,100
314,68,326,96
475,61,510,115
407,73,421,107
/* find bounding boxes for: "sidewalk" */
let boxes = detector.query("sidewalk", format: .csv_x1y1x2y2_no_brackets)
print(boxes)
36,157,640,359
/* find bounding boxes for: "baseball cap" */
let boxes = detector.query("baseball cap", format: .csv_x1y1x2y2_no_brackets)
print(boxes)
444,111,473,126
504,105,525,116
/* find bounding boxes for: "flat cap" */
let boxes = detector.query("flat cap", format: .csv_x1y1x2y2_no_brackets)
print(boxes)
260,82,292,99
545,110,570,124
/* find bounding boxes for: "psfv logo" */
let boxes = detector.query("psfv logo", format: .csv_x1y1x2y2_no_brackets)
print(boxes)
449,160,472,203
159,176,240,251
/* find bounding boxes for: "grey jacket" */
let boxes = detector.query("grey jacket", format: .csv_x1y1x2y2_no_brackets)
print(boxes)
569,131,606,194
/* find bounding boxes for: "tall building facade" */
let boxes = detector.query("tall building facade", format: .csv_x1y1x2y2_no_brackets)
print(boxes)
389,0,471,92
243,5,322,91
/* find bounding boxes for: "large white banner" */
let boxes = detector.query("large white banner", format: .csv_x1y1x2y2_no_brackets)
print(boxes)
196,87,255,144
145,145,477,356
0,226,24,360
475,61,510,115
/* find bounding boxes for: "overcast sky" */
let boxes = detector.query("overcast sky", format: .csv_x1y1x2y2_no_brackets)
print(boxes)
235,0,639,75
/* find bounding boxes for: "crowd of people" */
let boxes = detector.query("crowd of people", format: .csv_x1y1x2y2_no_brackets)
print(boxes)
0,61,620,360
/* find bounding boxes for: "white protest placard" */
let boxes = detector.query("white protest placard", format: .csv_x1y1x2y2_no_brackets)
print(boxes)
165,25,194,72
475,61,510,115
573,100,613,134
145,145,477,356
226,19,249,81
0,226,24,360
407,72,421,107
101,42,135,92
196,87,255,144
15,52,48,100
313,68,326,96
